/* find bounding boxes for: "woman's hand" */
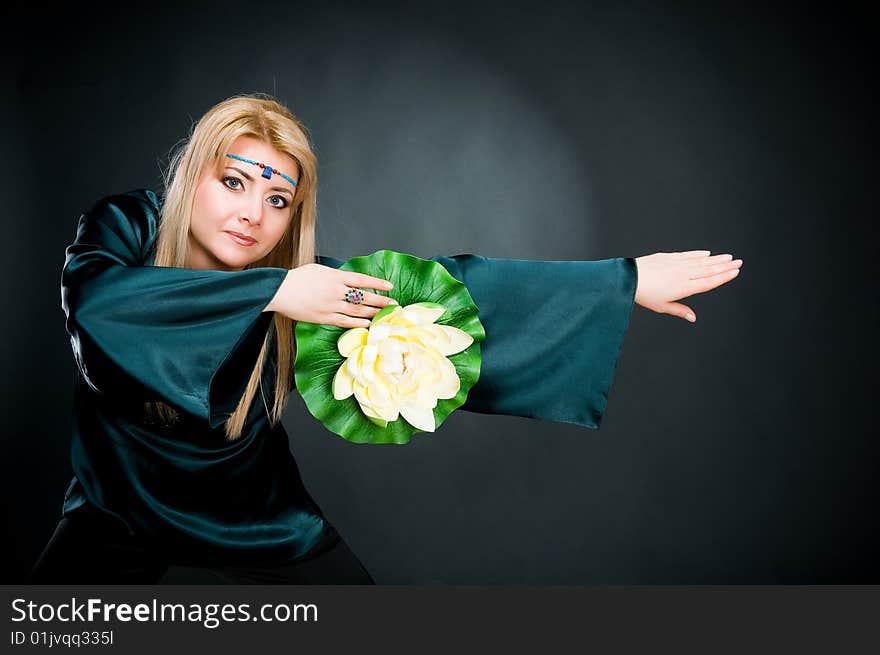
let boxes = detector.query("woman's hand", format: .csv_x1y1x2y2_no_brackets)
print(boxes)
264,263,399,328
634,250,743,323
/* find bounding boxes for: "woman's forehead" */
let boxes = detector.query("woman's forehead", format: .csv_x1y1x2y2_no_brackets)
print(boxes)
229,135,296,168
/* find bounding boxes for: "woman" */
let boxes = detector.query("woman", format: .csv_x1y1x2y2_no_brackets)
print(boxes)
29,94,743,584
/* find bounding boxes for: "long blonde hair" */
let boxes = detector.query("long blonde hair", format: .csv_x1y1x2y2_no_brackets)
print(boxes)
148,93,317,441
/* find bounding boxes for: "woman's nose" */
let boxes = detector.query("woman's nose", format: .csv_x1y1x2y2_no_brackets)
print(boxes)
242,193,264,225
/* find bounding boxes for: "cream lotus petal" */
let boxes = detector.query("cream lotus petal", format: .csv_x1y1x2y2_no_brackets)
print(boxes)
353,379,370,406
365,371,392,406
406,348,434,379
367,323,393,345
380,308,412,324
399,402,436,432
397,363,429,397
388,335,409,348
411,380,438,409
442,353,459,375
411,304,448,324
346,345,365,378
377,340,405,375
332,360,355,400
422,339,443,358
397,369,419,394
420,367,442,387
418,346,445,380
431,347,454,374
433,324,474,356
407,338,429,355
378,359,404,376
374,400,400,422
424,324,452,346
384,314,408,326
367,372,398,419
357,397,384,421
415,361,442,386
373,305,404,325
386,316,416,331
405,326,439,347
434,359,461,400
337,327,368,357
360,344,379,383
399,304,446,325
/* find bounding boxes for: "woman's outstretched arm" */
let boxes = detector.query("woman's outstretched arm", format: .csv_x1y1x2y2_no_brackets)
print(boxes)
318,253,637,429
316,249,743,429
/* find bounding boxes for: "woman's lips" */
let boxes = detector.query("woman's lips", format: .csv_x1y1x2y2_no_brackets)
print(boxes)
226,231,257,246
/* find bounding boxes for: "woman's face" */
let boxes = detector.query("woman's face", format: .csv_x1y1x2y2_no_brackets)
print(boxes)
188,135,299,271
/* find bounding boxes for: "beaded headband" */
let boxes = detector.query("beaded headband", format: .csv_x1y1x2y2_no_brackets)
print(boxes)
225,153,298,187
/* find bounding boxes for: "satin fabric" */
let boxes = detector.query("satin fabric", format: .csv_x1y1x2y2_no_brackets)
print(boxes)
59,188,637,566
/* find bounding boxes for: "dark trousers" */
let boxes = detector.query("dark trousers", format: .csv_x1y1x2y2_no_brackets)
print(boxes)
28,505,375,585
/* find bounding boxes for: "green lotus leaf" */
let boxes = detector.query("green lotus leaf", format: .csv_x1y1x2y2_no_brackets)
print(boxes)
294,250,485,444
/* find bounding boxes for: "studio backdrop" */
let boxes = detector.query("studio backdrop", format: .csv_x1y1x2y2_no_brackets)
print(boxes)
2,0,874,584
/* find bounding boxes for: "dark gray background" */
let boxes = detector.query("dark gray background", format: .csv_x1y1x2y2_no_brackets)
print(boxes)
2,0,875,583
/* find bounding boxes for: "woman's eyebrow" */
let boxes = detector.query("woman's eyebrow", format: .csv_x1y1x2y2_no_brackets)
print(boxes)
224,166,294,197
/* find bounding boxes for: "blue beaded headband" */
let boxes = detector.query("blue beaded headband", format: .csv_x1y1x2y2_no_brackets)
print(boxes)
225,153,298,187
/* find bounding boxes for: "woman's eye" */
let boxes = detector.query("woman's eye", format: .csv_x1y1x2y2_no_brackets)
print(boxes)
223,177,287,209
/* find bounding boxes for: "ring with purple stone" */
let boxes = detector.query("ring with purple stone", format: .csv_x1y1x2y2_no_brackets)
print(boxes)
344,288,365,304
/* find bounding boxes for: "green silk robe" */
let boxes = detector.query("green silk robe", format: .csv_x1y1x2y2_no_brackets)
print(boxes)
60,188,637,566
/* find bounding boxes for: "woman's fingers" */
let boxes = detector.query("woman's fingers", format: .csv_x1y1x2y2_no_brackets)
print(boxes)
332,313,373,329
340,275,397,318
335,292,400,327
332,292,398,329
338,291,398,312
687,265,742,293
676,250,712,258
664,301,697,323
347,273,394,291
339,302,378,317
689,258,743,280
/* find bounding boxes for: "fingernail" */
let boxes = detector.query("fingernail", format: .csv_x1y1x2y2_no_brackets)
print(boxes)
687,314,696,322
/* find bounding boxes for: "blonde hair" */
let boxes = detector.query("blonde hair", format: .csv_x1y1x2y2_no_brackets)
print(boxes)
148,93,317,441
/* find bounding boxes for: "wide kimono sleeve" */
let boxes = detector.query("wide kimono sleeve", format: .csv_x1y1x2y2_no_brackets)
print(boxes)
317,252,637,429
62,189,289,428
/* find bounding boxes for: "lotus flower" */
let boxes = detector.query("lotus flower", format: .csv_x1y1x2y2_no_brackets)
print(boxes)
331,302,474,431
294,249,484,445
